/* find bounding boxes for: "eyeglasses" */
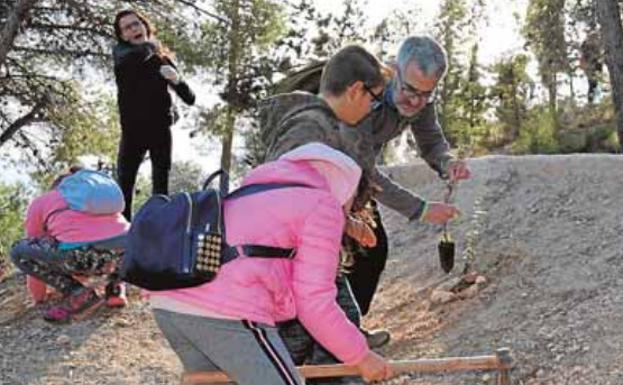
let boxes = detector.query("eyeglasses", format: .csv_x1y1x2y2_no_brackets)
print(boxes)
396,70,436,103
363,83,383,109
120,20,142,33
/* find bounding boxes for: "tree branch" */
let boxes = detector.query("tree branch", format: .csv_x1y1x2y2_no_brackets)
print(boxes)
0,94,49,148
12,45,108,58
0,0,39,66
172,0,230,24
27,22,113,38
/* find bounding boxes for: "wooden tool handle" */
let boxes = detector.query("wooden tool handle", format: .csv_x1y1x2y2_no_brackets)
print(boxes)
181,350,512,384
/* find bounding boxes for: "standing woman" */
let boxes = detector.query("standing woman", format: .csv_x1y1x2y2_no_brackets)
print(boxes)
113,9,195,220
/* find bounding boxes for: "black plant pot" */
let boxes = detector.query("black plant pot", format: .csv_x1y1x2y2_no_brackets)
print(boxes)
438,239,455,273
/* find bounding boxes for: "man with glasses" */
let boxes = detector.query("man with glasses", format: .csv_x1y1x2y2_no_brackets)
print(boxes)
345,35,471,347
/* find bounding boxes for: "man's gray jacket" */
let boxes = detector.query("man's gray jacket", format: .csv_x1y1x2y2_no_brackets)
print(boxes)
260,90,452,221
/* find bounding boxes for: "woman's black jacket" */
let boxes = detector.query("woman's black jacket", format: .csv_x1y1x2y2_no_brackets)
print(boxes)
113,42,195,135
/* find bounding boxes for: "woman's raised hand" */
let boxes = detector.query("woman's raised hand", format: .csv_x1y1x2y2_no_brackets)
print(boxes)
159,65,180,85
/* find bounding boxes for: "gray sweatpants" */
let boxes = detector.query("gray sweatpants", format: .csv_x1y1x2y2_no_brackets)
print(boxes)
153,309,304,385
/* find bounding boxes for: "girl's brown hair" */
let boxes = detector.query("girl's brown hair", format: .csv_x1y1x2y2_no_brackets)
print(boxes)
113,9,172,60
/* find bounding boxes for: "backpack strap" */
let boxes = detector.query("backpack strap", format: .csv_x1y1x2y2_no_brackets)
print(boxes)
225,182,309,200
42,207,70,234
221,244,296,264
220,182,311,263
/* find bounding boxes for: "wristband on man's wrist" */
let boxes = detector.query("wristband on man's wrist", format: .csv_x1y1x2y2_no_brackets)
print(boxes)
418,201,430,221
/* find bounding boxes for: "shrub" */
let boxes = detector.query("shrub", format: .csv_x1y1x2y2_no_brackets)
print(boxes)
512,108,560,154
0,184,28,277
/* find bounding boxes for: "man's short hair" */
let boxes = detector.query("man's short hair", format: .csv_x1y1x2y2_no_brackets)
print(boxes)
319,45,384,96
397,36,448,80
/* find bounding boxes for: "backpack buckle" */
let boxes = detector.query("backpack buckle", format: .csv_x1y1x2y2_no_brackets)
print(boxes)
288,248,297,259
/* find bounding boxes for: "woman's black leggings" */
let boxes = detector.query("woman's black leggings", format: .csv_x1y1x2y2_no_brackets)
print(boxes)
117,129,172,221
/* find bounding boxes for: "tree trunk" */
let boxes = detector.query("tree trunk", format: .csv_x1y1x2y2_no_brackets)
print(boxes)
596,0,623,151
219,108,235,193
219,0,241,190
0,0,38,66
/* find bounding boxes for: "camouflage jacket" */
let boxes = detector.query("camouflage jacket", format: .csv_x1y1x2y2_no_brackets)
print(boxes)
260,91,452,221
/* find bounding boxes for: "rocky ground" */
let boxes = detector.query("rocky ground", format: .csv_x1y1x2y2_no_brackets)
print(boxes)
1,154,622,385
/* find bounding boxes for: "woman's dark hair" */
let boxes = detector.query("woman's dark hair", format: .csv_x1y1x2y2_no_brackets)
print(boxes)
319,45,384,96
113,9,172,59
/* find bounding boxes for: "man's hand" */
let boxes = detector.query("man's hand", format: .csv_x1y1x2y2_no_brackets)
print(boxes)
421,202,460,225
447,159,471,182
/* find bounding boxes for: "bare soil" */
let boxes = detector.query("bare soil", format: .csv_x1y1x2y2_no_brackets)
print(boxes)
1,154,622,385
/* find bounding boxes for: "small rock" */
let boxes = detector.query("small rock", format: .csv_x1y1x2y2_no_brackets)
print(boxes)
463,271,480,284
482,373,492,382
475,275,487,285
114,318,131,328
457,284,480,299
430,290,456,305
56,334,71,346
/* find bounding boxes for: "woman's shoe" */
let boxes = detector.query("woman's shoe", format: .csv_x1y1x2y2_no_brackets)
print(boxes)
43,288,103,324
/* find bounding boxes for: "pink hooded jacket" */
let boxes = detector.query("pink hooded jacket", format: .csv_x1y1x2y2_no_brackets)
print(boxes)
25,190,129,242
150,144,370,365
24,190,129,302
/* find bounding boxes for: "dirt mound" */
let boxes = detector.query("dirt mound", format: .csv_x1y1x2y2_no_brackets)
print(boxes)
1,154,621,385
367,154,623,384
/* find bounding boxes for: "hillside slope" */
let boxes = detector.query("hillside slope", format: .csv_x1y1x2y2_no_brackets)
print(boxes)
1,154,622,385
368,154,623,385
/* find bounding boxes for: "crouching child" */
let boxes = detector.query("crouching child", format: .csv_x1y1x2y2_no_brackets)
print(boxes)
149,143,394,385
11,167,130,323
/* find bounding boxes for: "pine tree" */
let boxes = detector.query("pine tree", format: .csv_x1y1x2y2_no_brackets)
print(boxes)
523,0,569,119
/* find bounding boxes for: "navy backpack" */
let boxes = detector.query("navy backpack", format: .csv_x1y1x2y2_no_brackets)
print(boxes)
121,170,306,291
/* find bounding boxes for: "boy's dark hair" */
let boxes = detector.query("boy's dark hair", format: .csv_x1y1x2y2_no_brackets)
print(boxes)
319,45,384,96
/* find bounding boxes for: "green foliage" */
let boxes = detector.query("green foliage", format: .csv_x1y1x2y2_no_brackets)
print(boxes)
512,107,560,154
0,183,29,274
444,43,491,147
556,98,619,152
188,0,289,176
490,54,534,143
169,160,204,193
523,0,569,113
435,0,469,135
49,90,120,167
433,0,491,149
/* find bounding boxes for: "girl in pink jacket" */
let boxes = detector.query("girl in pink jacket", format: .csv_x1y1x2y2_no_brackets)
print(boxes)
11,168,129,323
150,143,393,384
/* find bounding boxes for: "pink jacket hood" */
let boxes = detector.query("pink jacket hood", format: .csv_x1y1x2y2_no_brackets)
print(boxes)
243,142,362,206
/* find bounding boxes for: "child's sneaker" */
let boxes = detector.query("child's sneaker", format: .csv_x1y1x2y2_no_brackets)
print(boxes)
105,282,127,308
43,288,103,324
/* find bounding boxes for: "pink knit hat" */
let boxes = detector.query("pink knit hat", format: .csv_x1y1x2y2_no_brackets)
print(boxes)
279,143,362,205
